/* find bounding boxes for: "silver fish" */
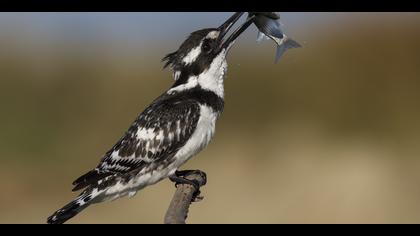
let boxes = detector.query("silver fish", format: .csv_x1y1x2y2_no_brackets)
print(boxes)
248,12,301,63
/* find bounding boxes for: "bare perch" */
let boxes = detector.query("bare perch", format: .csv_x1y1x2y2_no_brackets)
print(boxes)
164,171,207,224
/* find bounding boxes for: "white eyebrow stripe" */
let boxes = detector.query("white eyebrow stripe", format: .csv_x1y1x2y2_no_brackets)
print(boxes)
206,31,220,39
182,42,202,65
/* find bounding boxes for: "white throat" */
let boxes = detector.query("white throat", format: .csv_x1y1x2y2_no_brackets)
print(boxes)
168,52,227,99
197,52,227,98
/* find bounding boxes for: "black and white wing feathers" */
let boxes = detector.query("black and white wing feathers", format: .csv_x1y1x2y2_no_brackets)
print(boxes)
72,97,200,191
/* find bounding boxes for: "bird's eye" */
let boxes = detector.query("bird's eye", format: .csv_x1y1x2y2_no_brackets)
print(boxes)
202,40,212,53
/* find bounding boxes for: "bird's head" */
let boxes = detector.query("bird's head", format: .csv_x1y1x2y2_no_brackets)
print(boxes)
162,13,251,97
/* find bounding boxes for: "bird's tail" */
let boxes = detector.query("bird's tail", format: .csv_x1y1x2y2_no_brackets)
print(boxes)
275,38,301,63
47,192,94,224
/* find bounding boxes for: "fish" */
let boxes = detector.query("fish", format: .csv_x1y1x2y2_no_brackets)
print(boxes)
248,12,301,63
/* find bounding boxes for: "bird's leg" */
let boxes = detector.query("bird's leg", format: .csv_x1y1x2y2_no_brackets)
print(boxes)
174,169,206,179
169,170,207,201
169,175,200,190
175,170,207,187
173,170,195,177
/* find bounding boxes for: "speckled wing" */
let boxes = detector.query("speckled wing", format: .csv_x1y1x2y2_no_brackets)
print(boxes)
72,98,200,191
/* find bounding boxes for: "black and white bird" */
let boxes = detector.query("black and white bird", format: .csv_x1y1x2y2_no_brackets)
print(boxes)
47,12,253,224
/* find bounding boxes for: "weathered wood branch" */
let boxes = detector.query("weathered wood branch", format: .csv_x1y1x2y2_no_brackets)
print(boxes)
164,171,207,224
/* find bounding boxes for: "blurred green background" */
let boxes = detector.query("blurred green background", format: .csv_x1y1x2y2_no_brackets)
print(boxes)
1,12,420,224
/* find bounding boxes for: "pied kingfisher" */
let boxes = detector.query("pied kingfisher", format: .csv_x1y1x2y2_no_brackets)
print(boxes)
47,12,253,224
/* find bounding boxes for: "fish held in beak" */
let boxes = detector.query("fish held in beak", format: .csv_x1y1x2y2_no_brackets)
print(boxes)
248,12,301,63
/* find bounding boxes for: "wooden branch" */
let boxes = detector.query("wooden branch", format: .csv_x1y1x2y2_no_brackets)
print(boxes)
164,171,207,224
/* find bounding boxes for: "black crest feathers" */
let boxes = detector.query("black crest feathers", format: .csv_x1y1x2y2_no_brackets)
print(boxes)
162,51,178,69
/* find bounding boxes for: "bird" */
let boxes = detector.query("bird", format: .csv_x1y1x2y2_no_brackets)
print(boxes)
46,12,253,224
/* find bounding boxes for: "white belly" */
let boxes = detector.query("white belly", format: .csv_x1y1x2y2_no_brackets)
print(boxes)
168,104,218,170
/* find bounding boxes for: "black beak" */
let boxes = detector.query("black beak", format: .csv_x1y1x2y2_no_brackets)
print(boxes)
217,12,256,50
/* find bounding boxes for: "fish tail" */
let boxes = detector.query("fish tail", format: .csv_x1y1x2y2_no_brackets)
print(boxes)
275,38,301,63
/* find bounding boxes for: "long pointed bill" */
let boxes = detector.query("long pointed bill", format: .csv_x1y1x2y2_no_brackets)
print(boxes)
218,14,256,50
218,12,244,40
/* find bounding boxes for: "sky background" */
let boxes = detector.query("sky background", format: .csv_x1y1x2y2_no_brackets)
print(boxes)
1,12,415,58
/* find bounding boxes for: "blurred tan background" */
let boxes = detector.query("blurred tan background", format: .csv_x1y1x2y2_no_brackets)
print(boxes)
1,12,420,224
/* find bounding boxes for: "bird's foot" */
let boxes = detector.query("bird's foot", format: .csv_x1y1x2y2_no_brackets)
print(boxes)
169,169,207,202
175,170,207,181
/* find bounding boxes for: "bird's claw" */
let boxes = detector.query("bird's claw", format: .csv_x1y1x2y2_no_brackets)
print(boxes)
170,169,207,202
192,190,203,202
175,169,206,179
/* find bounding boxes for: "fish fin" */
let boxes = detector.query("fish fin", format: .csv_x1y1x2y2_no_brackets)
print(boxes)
275,38,301,63
256,31,265,42
256,31,271,43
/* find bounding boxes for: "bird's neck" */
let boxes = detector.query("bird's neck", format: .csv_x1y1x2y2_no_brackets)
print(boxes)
166,67,226,114
169,68,226,99
166,86,224,114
